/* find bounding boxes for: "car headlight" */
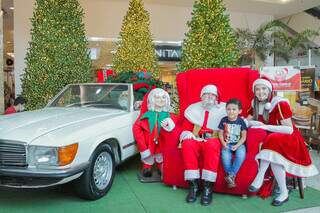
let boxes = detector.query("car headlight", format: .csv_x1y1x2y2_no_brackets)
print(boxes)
28,143,78,167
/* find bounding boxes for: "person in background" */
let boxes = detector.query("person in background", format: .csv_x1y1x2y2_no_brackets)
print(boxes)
4,96,26,115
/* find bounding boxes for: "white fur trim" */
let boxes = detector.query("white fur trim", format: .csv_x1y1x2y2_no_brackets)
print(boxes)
180,131,194,142
202,169,217,182
184,102,226,131
256,149,319,177
265,102,271,110
184,170,200,180
268,96,290,113
142,155,154,165
140,149,151,160
162,117,175,132
155,153,163,163
253,79,272,92
200,85,218,97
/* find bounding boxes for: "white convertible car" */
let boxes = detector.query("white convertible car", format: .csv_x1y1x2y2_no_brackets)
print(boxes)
0,83,140,200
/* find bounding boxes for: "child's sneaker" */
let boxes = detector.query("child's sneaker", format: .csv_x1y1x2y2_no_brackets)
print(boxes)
224,175,233,184
226,175,236,188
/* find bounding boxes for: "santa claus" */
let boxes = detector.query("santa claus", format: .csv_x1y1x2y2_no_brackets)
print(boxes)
247,78,318,206
180,85,226,206
133,88,176,178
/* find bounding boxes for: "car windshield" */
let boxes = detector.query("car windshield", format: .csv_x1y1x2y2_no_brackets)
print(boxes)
48,84,130,111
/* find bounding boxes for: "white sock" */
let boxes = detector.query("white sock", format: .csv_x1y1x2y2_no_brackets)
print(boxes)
251,160,270,188
271,163,288,202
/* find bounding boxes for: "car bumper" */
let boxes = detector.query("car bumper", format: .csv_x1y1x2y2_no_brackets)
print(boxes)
0,162,90,188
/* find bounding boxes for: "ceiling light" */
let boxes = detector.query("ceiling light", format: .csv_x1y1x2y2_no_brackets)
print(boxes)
9,7,14,10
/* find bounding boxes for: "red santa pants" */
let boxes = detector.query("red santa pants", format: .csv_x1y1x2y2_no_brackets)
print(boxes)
181,138,221,182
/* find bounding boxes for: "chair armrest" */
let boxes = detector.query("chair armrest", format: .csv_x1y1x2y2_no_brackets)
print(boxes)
161,124,182,149
246,128,268,157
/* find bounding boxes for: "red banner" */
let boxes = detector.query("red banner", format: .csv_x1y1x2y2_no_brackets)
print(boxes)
260,66,301,91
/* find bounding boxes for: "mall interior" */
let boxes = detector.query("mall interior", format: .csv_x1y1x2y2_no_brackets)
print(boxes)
4,0,319,95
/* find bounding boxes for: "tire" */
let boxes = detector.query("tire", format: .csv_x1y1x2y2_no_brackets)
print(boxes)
74,144,115,200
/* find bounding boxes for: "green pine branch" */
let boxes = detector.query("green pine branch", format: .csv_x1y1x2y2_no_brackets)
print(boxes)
178,0,240,72
22,0,92,110
112,0,159,77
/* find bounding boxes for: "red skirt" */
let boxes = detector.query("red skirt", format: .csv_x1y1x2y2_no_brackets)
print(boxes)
256,128,318,177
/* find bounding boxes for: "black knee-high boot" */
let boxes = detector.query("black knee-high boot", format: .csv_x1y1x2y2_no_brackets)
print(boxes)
186,179,200,203
201,181,213,206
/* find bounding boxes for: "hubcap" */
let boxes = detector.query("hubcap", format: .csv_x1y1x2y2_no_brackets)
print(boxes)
93,151,113,190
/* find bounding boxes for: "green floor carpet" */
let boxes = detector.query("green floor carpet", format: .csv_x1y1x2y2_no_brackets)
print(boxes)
0,156,319,213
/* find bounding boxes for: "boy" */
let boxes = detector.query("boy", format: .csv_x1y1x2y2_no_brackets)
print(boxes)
4,96,26,115
218,98,247,188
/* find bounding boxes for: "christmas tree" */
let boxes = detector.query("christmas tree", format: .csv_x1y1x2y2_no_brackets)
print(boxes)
178,0,240,72
22,0,92,110
112,0,159,77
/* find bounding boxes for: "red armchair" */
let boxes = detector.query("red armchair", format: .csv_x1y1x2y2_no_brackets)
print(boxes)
162,68,266,195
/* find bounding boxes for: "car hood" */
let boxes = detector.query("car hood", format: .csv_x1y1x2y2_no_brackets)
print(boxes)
0,107,126,143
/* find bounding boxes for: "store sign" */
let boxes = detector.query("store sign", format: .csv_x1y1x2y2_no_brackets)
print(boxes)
260,66,301,91
300,67,315,92
299,67,316,100
155,45,181,61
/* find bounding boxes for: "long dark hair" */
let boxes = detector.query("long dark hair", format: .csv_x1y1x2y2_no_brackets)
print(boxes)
252,91,272,123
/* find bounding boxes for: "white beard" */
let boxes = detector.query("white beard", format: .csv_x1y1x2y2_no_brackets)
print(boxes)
201,98,216,110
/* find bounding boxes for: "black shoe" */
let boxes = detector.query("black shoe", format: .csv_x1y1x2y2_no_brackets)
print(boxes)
142,168,152,177
200,181,213,206
248,185,260,192
186,179,200,203
271,197,289,206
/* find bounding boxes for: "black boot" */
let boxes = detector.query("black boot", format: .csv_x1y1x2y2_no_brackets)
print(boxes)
142,168,152,177
186,179,200,203
201,181,213,206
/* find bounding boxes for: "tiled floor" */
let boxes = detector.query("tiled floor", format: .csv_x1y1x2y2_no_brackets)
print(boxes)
285,150,320,213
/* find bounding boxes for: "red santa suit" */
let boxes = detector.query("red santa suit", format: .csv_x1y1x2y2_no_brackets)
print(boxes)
4,106,16,115
132,89,176,171
254,96,318,177
181,101,226,182
133,111,176,169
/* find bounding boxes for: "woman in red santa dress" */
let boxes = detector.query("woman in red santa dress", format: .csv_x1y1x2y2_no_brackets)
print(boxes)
133,88,176,178
247,78,318,206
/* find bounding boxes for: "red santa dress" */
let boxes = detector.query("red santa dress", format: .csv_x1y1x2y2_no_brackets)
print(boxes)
255,96,318,177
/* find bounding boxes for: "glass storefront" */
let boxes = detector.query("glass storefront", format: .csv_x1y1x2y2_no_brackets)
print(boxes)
87,38,180,88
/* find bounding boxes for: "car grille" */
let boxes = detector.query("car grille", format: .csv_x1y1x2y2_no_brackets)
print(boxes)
0,141,27,167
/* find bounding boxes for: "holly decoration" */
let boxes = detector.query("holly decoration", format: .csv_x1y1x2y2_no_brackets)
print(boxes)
106,70,163,100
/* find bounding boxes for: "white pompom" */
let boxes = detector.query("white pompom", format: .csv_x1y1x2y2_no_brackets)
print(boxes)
265,102,271,110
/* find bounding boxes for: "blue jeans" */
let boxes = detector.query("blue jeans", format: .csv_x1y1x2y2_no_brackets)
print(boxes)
221,144,246,176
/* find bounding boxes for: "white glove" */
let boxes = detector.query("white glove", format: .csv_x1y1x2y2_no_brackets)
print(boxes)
161,118,175,132
252,124,293,134
248,120,265,127
243,118,249,127
179,131,195,142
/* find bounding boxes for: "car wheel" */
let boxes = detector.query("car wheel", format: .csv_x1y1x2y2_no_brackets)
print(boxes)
75,144,115,200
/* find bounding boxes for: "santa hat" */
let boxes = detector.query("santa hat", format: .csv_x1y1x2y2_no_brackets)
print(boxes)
252,78,273,93
200,85,218,98
252,77,273,110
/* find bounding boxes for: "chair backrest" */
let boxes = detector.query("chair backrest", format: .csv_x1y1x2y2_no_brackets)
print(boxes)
176,68,259,118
